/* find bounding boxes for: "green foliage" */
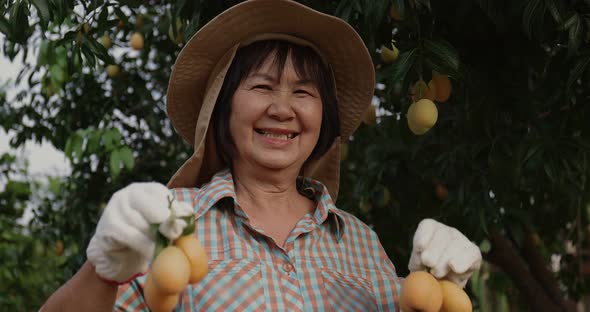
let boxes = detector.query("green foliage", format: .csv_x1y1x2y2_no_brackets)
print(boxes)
1,0,590,309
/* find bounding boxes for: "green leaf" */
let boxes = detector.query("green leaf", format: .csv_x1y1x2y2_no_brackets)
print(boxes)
389,48,416,85
103,128,122,150
423,39,461,75
37,40,50,66
47,177,62,194
64,133,82,160
114,6,129,25
49,64,65,84
181,215,195,236
5,181,31,198
82,36,114,64
54,30,78,47
545,0,562,24
566,53,590,94
86,130,102,154
109,149,121,178
173,0,188,17
415,0,431,11
11,0,31,44
567,14,582,54
81,45,96,69
522,0,544,38
118,146,135,170
31,0,51,28
0,15,9,35
98,4,109,25
335,0,355,22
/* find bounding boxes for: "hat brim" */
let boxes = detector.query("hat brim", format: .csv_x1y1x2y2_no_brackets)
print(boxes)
166,0,375,199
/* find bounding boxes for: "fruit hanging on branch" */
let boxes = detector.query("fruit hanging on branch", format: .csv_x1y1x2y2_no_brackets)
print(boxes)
410,80,437,102
431,72,452,103
144,197,209,312
363,104,377,125
407,99,438,135
381,42,400,64
130,32,144,50
400,271,472,312
99,34,112,49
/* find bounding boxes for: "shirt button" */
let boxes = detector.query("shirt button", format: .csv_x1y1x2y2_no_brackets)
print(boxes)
282,262,294,273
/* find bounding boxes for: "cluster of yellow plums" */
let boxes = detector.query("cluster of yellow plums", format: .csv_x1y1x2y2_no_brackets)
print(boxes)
406,73,452,135
366,2,454,136
144,234,209,312
401,271,472,312
98,15,185,79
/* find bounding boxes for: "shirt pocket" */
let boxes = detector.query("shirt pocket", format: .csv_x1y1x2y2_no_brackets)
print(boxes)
320,269,378,312
186,258,267,311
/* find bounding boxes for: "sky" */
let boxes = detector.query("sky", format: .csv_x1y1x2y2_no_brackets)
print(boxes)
0,35,71,178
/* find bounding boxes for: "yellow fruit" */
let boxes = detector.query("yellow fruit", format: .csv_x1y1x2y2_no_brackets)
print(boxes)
107,64,121,78
106,65,120,78
407,117,429,135
410,80,437,102
382,187,391,206
130,32,144,50
150,246,191,294
407,99,438,130
99,35,112,49
439,280,473,312
435,183,449,201
432,72,452,102
168,19,185,45
82,23,91,34
380,45,399,63
363,104,376,125
400,271,443,312
390,4,404,21
340,143,349,161
174,235,209,284
359,200,372,214
54,240,64,256
144,275,180,312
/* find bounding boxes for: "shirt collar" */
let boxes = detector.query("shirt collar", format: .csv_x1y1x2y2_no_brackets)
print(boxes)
192,168,345,240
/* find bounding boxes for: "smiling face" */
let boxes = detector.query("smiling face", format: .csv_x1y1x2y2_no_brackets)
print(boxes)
228,53,323,172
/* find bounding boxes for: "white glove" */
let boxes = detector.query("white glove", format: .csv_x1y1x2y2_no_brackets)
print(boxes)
86,182,193,284
408,218,482,288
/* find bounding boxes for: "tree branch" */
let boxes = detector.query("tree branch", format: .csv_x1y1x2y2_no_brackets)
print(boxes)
521,225,577,312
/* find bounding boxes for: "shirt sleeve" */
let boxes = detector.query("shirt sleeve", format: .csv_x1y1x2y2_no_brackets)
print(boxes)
113,275,150,311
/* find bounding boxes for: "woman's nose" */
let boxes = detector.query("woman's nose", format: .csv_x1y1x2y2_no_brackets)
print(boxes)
267,92,295,121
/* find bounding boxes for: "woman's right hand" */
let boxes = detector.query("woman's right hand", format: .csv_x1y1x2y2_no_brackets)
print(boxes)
86,182,191,284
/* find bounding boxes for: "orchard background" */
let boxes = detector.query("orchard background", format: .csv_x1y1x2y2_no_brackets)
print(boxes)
1,0,589,311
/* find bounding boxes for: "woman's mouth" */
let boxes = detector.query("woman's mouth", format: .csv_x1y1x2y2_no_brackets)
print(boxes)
254,128,299,140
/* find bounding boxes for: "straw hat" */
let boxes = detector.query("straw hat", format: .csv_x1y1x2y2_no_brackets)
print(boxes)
166,0,375,200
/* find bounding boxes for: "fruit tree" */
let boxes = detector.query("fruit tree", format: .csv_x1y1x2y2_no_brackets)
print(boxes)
1,0,589,310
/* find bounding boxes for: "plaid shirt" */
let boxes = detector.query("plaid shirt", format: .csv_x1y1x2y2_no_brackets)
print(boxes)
115,169,402,311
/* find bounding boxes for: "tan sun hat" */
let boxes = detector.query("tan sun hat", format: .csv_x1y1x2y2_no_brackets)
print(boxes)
166,0,375,200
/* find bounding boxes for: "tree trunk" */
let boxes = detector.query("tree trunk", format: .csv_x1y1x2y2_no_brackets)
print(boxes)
484,227,563,312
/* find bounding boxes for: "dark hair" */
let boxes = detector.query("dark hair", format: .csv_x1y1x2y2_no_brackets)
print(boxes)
211,40,340,166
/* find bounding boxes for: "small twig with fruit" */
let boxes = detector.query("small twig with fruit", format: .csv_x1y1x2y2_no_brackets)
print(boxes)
145,196,208,312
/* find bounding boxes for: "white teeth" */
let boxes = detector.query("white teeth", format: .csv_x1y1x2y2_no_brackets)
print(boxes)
259,131,294,139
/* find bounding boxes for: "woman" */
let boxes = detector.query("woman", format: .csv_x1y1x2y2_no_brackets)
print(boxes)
42,1,481,311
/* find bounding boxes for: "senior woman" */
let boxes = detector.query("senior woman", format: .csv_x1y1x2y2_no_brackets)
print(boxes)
42,1,481,311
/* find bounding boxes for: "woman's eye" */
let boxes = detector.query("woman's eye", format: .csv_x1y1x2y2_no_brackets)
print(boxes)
294,89,311,95
253,84,272,90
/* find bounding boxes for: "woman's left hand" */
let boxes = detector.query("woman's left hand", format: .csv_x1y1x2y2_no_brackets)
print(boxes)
408,218,482,288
